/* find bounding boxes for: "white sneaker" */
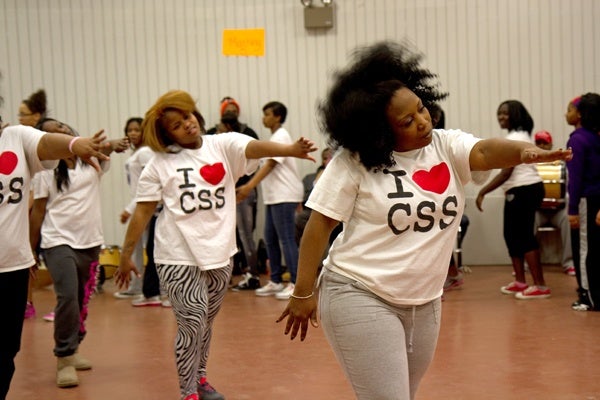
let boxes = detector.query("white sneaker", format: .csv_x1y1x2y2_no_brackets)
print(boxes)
131,296,161,307
275,283,295,300
255,281,284,297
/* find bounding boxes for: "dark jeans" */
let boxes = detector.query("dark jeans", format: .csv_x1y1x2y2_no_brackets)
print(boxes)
143,214,161,298
236,189,258,276
264,202,299,284
0,268,29,400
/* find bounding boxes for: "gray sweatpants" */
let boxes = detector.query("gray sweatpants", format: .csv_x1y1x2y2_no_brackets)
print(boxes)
319,270,441,400
44,244,100,357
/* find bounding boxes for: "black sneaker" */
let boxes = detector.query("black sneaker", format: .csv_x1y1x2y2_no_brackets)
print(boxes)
231,273,261,291
572,299,592,311
198,377,224,400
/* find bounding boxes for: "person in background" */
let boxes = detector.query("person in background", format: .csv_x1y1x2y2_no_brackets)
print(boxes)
565,93,600,311
18,89,49,319
114,90,316,400
532,130,575,276
206,96,257,138
276,41,571,400
295,147,333,244
29,118,128,388
217,110,262,291
114,117,160,303
477,100,551,300
236,101,305,300
0,103,109,399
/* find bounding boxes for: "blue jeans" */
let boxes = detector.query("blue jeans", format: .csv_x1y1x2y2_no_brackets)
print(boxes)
264,202,299,284
236,189,258,275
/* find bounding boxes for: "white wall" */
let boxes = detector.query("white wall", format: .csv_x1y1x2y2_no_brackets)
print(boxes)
1,0,598,265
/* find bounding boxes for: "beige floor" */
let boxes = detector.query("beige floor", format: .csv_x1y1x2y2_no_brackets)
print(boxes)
9,265,600,400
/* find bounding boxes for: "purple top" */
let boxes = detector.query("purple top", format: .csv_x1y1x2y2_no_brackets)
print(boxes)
565,127,600,215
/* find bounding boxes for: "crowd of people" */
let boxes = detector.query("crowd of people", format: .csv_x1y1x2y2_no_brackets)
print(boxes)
1,39,598,400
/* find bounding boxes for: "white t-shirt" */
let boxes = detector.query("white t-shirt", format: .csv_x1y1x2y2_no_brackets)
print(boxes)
0,126,57,272
136,132,258,269
260,127,303,205
33,159,108,249
307,129,481,305
500,130,542,192
124,146,155,214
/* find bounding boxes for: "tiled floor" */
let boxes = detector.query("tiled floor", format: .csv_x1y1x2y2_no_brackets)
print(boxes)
9,265,600,400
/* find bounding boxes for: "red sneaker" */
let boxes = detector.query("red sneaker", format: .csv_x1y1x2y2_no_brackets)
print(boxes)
515,286,551,300
500,281,528,295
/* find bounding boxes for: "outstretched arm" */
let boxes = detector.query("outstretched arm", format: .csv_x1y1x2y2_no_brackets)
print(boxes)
245,136,317,161
470,138,572,171
37,130,110,171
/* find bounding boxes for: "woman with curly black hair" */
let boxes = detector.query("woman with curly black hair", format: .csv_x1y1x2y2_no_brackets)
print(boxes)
277,41,572,400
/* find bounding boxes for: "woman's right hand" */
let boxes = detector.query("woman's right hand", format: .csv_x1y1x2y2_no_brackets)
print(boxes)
476,193,485,211
114,255,139,290
277,296,319,341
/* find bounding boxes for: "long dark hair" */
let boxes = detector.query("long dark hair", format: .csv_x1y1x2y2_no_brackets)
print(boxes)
578,92,600,133
319,41,448,171
497,100,534,134
36,118,83,192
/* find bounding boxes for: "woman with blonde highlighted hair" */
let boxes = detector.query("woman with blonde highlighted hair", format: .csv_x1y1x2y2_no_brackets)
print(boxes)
115,90,317,400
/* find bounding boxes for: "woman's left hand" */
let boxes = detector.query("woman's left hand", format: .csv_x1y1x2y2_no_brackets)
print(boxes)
522,147,573,164
291,137,318,162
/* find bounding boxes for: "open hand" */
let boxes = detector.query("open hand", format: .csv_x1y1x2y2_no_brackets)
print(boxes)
292,137,318,162
72,130,111,171
521,147,573,164
114,255,140,290
276,296,319,341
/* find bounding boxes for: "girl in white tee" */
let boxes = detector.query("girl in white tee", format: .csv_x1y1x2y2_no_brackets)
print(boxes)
114,90,316,400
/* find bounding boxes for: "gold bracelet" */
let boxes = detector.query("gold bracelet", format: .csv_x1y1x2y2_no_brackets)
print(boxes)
290,292,314,300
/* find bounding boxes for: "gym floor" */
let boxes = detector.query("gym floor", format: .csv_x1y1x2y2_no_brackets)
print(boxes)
9,265,600,400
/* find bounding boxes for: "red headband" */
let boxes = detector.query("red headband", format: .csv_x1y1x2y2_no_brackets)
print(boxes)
220,98,240,116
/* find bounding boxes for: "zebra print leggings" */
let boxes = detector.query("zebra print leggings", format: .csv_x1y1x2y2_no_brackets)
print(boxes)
156,262,231,398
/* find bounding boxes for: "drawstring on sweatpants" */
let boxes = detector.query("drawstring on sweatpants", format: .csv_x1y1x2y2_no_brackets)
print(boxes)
408,305,416,353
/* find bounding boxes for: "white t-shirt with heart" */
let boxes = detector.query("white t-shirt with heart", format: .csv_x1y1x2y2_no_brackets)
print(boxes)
0,126,57,272
136,132,258,269
307,129,481,305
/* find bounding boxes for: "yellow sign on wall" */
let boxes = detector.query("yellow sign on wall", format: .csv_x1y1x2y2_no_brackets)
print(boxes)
222,28,265,56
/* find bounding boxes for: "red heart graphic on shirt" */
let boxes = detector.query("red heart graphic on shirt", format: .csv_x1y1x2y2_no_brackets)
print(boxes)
0,151,18,175
412,162,450,194
199,162,226,185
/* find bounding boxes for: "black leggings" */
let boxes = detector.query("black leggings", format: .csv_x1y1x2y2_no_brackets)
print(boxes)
0,268,29,400
503,182,544,257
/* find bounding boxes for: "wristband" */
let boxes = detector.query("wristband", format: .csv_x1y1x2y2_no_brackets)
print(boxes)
68,136,81,154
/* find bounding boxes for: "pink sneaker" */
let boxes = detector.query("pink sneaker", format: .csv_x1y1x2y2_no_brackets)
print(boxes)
515,286,551,300
43,311,55,322
564,266,576,276
500,281,528,295
24,302,36,319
